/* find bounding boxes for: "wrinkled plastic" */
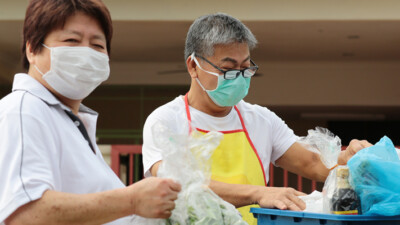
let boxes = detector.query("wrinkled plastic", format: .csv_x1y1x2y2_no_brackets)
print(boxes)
132,122,248,225
298,127,341,170
298,127,359,214
298,190,324,213
348,136,400,216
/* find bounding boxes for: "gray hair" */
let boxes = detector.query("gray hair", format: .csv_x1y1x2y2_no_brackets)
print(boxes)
184,13,257,60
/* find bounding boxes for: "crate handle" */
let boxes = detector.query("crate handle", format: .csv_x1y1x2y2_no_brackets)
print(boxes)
293,217,302,222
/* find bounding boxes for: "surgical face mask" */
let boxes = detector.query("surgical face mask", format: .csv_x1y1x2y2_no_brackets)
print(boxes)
34,44,110,100
191,53,251,107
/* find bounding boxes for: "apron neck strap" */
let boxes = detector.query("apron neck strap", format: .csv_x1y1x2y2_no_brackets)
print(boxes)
235,104,247,133
184,93,248,133
184,93,192,133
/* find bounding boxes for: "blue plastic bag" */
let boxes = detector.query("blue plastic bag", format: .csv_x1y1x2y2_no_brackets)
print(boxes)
348,136,400,216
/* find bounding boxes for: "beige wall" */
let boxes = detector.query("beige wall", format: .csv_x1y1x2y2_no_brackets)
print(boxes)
249,61,400,107
4,0,400,21
107,60,400,106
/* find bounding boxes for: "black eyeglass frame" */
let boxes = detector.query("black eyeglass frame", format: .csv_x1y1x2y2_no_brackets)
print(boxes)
195,54,259,80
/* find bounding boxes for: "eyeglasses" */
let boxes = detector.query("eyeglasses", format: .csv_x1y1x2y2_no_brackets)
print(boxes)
195,54,259,80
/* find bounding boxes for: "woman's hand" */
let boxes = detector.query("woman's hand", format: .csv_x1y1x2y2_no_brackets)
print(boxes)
129,177,181,218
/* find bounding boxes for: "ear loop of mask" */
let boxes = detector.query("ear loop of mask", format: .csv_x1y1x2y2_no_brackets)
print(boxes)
33,44,51,76
33,64,45,76
191,52,220,76
191,52,220,92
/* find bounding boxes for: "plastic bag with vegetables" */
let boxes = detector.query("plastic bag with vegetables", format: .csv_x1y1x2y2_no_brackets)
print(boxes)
132,121,248,225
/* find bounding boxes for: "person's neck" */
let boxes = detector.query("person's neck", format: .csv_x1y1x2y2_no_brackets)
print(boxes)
187,86,232,118
57,95,81,115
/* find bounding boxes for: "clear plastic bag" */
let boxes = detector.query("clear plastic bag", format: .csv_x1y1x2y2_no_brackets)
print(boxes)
298,127,359,214
298,190,324,213
348,136,400,216
297,127,341,170
133,122,248,225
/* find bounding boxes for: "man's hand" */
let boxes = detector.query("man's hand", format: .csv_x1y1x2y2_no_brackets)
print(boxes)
129,177,181,218
256,186,306,211
338,139,373,165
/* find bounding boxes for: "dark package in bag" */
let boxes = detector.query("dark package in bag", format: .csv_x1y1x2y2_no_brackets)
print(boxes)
330,166,361,215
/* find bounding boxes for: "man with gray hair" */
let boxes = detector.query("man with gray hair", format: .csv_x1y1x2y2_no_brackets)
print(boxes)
142,13,371,225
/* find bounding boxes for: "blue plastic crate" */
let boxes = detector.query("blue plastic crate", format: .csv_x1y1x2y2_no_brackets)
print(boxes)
251,208,400,225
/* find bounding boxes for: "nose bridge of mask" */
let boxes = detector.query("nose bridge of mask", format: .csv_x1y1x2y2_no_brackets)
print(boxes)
43,43,109,63
54,46,109,64
215,74,247,91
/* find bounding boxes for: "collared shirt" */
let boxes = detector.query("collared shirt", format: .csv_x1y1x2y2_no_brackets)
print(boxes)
0,74,132,224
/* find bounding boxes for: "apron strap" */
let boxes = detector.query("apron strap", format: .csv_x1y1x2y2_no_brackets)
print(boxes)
234,105,247,133
184,93,247,133
184,93,192,133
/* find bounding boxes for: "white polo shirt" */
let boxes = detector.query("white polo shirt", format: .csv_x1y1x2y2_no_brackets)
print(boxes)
142,96,298,181
0,74,132,224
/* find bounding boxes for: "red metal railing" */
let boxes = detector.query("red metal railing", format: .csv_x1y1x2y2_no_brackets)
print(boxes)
111,145,142,185
268,163,317,192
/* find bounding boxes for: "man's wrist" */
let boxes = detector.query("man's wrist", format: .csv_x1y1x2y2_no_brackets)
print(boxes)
249,185,265,205
107,187,135,216
337,151,348,165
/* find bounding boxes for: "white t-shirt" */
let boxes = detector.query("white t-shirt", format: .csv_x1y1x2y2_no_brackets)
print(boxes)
142,96,298,182
0,74,132,224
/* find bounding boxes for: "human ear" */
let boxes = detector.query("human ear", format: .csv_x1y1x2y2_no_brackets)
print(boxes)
25,42,35,65
186,55,198,78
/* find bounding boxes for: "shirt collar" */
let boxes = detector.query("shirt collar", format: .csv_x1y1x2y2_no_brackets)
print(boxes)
12,73,97,115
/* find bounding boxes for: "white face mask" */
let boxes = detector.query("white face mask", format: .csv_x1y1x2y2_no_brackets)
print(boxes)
34,44,110,100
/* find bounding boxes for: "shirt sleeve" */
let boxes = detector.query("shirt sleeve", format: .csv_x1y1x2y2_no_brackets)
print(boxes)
269,111,298,164
142,101,187,178
142,113,165,178
0,107,60,222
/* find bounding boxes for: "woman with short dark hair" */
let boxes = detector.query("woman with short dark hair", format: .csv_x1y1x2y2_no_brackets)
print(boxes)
0,1,180,224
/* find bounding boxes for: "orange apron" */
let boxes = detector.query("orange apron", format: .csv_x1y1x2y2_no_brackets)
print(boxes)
185,94,266,225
